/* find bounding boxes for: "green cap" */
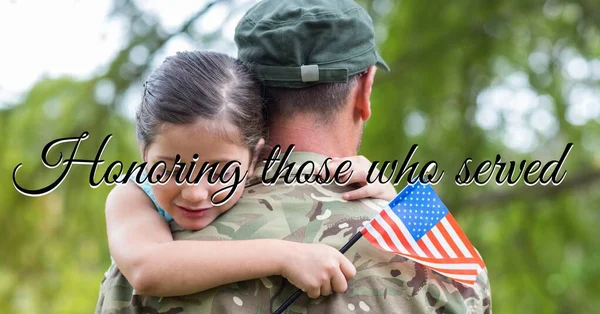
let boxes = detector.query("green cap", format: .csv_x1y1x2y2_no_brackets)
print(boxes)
234,0,390,88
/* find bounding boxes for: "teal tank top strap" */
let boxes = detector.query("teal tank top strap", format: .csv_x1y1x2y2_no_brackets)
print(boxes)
136,178,174,222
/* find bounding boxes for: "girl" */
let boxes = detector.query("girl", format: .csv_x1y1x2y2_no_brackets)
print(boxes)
105,51,397,299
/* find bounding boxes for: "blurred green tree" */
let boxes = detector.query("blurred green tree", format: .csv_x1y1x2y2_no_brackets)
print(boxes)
0,0,598,313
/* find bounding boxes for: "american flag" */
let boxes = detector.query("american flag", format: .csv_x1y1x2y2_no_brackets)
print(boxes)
360,181,485,286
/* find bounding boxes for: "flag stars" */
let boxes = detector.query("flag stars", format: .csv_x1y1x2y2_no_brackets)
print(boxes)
391,184,450,240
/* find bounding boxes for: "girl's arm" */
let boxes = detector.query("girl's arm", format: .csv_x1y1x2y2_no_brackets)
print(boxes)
106,182,355,297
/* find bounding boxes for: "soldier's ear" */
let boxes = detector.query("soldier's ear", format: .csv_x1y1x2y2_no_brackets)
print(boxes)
354,65,376,121
248,138,265,177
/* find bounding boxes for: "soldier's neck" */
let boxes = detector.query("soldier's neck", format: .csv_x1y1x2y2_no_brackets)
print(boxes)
266,114,358,159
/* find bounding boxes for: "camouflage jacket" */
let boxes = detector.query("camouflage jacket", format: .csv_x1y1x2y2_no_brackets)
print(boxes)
96,152,492,314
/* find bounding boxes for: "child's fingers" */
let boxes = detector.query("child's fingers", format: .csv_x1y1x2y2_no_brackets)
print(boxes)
327,156,372,184
320,279,333,296
339,257,357,280
307,286,321,299
343,156,373,182
337,167,367,185
331,270,348,293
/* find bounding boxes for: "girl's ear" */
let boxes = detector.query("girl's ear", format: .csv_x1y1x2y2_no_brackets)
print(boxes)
248,138,266,177
140,144,148,162
138,145,150,178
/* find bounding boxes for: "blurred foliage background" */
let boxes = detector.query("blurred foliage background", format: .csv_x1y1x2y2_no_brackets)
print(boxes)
1,0,599,313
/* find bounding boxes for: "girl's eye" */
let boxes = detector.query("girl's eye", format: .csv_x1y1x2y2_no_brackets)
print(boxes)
167,165,183,178
150,163,171,182
211,168,235,182
221,169,234,181
211,171,220,182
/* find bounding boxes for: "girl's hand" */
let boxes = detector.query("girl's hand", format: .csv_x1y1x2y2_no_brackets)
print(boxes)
279,243,356,299
320,155,397,201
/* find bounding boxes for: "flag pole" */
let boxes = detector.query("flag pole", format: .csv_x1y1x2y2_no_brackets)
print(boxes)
273,232,363,314
274,165,436,314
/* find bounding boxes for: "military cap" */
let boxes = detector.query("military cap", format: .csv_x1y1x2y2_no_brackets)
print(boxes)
234,0,390,88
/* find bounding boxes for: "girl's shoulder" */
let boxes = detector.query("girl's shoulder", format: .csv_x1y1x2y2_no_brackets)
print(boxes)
134,179,174,222
110,178,174,222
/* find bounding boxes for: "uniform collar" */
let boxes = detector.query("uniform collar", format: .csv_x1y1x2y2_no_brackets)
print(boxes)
249,151,330,185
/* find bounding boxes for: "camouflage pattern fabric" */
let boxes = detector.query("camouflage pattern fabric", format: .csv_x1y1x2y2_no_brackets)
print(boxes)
96,152,492,314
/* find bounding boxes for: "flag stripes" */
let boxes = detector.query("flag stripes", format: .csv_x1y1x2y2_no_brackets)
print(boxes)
360,184,485,287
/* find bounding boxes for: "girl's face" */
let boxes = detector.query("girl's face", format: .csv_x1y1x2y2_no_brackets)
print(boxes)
144,120,255,230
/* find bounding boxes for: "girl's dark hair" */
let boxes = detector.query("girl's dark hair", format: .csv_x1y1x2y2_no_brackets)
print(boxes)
137,51,266,151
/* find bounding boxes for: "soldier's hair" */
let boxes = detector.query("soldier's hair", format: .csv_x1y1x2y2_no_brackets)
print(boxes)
137,51,267,151
264,74,361,122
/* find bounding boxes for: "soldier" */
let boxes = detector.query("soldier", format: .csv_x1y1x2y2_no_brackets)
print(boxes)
96,0,492,313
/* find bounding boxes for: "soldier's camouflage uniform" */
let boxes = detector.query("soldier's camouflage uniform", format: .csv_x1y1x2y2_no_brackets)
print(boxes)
96,152,492,314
